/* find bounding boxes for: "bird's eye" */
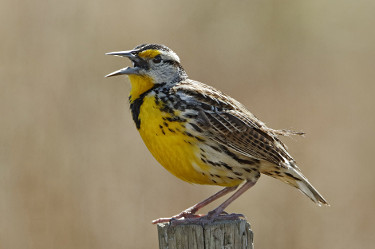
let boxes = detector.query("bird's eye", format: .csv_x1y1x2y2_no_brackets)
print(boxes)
152,55,162,64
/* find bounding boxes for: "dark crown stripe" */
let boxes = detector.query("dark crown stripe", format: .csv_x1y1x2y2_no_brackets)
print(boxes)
134,44,170,53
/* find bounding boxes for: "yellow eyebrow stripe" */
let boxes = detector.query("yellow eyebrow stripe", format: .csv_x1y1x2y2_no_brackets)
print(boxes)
138,49,161,58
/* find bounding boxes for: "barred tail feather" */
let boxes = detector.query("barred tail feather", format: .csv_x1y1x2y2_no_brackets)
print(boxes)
286,166,329,206
296,178,329,206
262,163,330,206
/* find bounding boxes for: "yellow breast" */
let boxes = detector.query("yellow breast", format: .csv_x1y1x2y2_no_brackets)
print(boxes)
137,95,215,185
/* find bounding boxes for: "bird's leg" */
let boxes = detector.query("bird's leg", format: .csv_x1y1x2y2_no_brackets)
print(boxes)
205,179,256,220
152,186,238,224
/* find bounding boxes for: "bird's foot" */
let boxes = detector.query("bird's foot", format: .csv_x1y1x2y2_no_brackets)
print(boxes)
152,208,203,224
152,210,245,226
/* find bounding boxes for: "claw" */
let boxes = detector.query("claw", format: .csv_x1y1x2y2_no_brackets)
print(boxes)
152,212,203,224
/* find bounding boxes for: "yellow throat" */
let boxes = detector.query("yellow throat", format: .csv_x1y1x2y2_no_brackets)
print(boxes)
128,74,155,103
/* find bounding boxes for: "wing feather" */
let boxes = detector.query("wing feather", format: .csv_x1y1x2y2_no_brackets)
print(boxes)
172,80,303,168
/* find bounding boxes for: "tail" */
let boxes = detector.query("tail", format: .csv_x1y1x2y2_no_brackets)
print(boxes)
285,167,329,206
295,176,329,206
261,163,329,206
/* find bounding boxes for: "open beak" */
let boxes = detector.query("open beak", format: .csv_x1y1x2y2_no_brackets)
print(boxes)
105,50,144,77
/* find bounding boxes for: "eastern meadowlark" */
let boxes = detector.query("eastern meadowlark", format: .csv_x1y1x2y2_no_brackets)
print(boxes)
105,44,328,224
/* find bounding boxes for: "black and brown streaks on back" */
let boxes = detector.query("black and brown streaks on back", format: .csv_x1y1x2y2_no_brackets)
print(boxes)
171,79,301,168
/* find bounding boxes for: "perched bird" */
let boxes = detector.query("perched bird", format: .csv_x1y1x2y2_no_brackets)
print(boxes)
105,44,328,224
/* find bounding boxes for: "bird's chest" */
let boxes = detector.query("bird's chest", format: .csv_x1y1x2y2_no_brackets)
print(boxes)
137,95,188,146
135,95,209,184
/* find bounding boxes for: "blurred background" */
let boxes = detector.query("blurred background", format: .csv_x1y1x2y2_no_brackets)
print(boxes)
1,0,374,248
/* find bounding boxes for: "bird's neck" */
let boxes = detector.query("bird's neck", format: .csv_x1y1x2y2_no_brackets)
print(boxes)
128,75,155,103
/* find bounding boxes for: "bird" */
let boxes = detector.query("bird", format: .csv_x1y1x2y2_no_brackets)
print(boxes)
105,43,329,224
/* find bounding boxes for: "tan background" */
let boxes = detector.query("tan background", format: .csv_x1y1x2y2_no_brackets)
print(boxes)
1,0,374,248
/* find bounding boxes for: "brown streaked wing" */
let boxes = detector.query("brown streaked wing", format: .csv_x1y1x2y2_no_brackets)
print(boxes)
173,80,297,168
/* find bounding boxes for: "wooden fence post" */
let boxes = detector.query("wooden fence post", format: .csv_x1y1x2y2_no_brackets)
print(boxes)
157,219,254,249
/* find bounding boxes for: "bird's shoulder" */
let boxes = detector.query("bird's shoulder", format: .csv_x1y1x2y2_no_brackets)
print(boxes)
171,79,246,110
171,79,266,130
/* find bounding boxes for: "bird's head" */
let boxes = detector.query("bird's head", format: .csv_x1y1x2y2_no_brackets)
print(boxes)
105,44,187,85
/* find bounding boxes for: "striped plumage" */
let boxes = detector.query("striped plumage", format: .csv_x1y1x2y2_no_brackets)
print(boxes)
106,44,328,223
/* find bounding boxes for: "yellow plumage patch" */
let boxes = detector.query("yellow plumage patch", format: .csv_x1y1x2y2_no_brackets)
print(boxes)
138,95,236,186
128,75,155,102
138,49,161,59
